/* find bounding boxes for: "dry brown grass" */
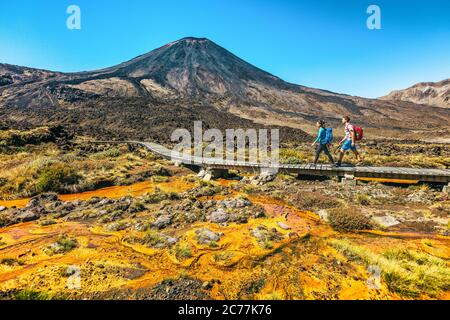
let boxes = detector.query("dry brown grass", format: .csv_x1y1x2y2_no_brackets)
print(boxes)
0,143,163,199
330,239,450,298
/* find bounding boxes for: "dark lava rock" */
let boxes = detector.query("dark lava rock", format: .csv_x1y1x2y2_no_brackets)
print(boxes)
207,209,229,223
250,225,283,244
78,276,211,300
99,198,114,206
195,228,221,245
26,198,40,208
277,221,291,230
15,211,39,223
152,215,172,229
149,277,211,300
106,221,131,232
218,198,251,208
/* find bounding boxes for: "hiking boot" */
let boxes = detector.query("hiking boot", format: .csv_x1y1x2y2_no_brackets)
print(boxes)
332,163,341,168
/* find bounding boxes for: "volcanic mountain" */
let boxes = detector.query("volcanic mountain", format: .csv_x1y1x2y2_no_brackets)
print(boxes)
1,37,449,141
381,79,449,109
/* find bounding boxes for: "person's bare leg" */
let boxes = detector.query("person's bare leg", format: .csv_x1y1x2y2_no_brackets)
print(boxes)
337,150,345,165
353,150,362,161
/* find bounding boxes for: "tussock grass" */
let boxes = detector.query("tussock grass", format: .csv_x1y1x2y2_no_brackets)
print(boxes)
10,289,63,300
143,230,165,245
35,163,81,193
0,127,55,148
0,258,23,266
355,193,371,206
45,236,78,255
280,148,308,164
151,175,170,183
143,189,180,204
0,143,164,199
241,184,260,195
90,148,121,160
353,150,449,169
330,239,450,298
173,243,193,260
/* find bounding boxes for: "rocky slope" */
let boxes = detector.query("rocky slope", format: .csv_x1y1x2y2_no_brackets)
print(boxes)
1,37,449,140
382,79,449,109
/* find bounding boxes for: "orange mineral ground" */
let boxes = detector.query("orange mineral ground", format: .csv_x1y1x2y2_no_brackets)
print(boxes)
0,177,448,300
0,179,194,209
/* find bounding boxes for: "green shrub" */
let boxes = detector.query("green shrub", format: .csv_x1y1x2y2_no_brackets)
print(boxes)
196,183,222,196
127,200,146,213
152,165,171,177
143,189,180,204
328,208,373,232
0,258,23,266
214,251,234,262
182,174,199,183
35,163,80,193
0,127,54,147
46,236,78,255
173,243,193,260
12,289,56,300
355,193,371,206
143,230,167,247
241,185,259,194
151,175,170,183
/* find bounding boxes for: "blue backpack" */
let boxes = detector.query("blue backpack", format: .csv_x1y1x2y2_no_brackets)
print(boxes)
324,127,334,144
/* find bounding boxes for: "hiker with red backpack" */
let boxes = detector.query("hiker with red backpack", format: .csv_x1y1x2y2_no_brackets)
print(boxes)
312,120,335,165
335,116,363,167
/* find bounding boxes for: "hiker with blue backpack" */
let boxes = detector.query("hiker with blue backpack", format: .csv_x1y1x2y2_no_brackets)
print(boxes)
312,120,335,165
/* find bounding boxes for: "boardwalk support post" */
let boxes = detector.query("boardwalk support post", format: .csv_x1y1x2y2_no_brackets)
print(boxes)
250,167,278,185
443,183,450,194
341,174,357,186
199,168,228,181
260,167,278,176
173,161,182,167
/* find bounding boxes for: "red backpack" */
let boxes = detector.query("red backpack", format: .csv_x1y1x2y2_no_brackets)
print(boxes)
354,126,364,141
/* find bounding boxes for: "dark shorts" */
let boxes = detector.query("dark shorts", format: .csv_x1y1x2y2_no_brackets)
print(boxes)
341,140,356,151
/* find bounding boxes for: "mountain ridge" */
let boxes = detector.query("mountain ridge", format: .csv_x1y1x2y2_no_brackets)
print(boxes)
1,37,449,141
381,79,449,109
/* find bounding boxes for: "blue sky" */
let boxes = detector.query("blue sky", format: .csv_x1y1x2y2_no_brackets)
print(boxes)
0,0,449,98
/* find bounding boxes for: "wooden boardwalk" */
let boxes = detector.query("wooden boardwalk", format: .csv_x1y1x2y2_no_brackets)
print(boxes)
94,141,450,184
